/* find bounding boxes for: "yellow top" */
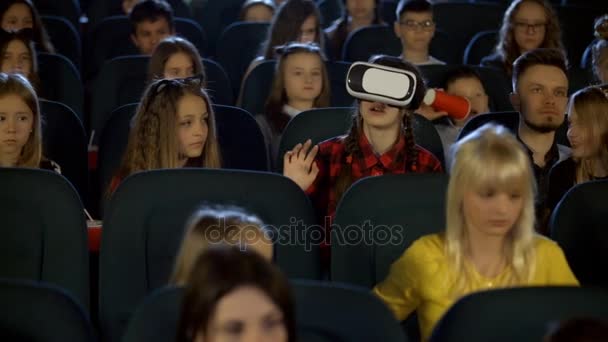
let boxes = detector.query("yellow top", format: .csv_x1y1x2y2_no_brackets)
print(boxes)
372,234,579,341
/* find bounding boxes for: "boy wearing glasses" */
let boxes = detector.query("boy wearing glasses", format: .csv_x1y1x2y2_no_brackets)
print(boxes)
393,0,444,66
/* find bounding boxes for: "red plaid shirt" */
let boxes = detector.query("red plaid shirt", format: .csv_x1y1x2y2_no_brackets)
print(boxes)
305,132,443,226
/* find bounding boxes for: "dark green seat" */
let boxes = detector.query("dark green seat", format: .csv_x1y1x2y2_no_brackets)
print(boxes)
0,279,94,342
41,15,81,69
431,286,608,342
123,281,406,342
331,173,448,288
0,169,89,311
192,0,247,56
32,0,80,30
40,100,88,203
463,30,497,65
99,169,319,342
37,53,83,121
550,180,608,289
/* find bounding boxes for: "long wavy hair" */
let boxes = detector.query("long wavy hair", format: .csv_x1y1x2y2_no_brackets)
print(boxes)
0,28,40,92
495,0,563,76
445,124,537,298
259,0,323,60
115,76,221,180
147,36,205,83
170,205,273,286
0,0,54,53
264,42,330,133
333,55,426,203
568,86,608,183
0,72,41,167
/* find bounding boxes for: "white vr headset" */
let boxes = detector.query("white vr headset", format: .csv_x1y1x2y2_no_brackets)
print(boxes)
346,62,418,107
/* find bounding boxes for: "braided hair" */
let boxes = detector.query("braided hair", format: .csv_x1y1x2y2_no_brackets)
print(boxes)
333,55,426,202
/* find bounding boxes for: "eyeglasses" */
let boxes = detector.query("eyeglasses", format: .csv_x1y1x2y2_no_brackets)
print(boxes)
399,20,435,31
513,21,547,32
153,74,205,94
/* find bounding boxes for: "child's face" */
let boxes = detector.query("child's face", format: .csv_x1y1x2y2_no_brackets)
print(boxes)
0,94,34,158
359,100,403,130
1,39,32,78
163,52,194,79
283,52,323,106
176,93,208,160
512,1,547,54
462,187,524,239
131,18,173,55
394,11,435,53
243,4,274,22
346,0,375,21
197,286,287,342
298,15,317,43
1,3,33,32
446,76,489,125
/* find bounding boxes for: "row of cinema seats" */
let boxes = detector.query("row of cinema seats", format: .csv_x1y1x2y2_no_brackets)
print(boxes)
1,166,607,340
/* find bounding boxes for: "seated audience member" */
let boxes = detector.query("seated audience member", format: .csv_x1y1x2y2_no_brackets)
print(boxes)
546,86,608,215
283,56,442,259
176,247,296,342
0,29,39,93
240,0,276,23
0,73,59,172
245,0,323,76
108,75,221,193
257,42,330,168
324,0,384,60
433,66,490,165
373,124,579,341
148,36,205,82
394,0,444,66
481,0,563,77
0,0,54,53
592,15,608,84
130,0,175,55
544,318,608,342
510,48,570,233
170,205,273,285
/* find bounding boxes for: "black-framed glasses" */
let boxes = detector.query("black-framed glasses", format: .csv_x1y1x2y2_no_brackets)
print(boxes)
153,74,205,94
513,21,547,32
399,19,435,31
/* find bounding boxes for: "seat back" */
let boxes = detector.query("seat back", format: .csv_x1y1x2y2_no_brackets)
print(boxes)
216,22,270,96
0,279,94,342
123,280,407,342
0,169,89,310
550,180,608,289
99,168,319,341
37,53,84,121
40,100,88,202
193,0,247,56
463,30,498,65
41,16,81,68
32,0,80,30
331,174,449,288
431,287,608,342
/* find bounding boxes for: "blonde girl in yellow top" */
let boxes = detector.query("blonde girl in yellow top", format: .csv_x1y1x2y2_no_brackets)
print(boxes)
373,123,579,341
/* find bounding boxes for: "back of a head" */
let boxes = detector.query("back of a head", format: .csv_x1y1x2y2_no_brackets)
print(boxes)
170,205,272,286
396,0,432,21
368,54,427,110
512,48,567,91
129,0,174,32
176,247,296,342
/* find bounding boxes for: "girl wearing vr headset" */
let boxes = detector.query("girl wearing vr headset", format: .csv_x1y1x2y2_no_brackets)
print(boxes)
374,124,578,341
258,42,330,169
283,55,442,236
108,76,222,194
